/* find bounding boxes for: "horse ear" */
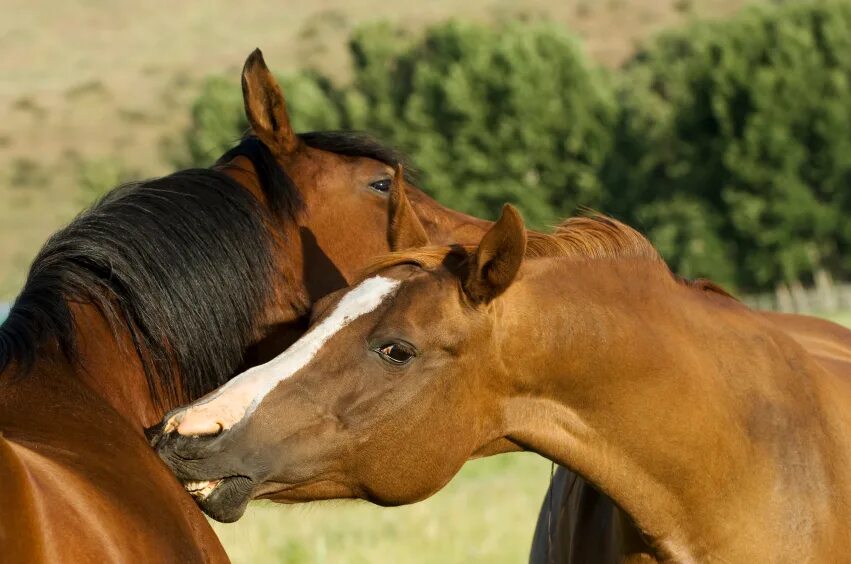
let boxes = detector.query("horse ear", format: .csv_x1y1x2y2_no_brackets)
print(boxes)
241,48,299,154
388,165,430,251
463,204,526,304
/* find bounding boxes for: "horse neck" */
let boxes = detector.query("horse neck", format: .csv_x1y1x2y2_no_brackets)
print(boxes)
406,188,490,244
215,155,267,204
64,302,181,430
0,301,229,562
215,154,312,363
495,259,850,561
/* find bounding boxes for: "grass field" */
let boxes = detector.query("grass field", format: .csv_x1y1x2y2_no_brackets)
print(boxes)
210,311,851,564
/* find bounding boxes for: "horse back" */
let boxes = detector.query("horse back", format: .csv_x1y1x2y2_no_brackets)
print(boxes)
0,369,228,563
762,311,851,368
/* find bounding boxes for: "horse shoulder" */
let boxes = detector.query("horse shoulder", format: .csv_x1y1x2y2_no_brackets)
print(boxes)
0,433,49,563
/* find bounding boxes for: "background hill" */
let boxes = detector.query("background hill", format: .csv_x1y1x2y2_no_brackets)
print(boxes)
0,0,762,300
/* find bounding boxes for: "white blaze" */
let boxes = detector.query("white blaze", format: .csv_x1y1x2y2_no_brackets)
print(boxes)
171,275,401,436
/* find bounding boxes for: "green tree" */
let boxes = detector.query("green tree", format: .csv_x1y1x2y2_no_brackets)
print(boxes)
607,1,851,289
345,21,617,228
178,5,851,291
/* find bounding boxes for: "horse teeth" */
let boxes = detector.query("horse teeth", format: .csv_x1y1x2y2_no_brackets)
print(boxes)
183,479,220,499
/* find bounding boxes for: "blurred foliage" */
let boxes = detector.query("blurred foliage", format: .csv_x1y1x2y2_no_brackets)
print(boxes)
343,22,617,228
180,1,851,292
605,0,851,289
182,72,343,167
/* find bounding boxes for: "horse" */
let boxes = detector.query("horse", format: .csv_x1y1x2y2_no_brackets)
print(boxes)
0,49,486,562
388,191,851,562
153,192,851,562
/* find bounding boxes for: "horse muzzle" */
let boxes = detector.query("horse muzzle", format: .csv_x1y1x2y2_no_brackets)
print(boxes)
148,422,263,522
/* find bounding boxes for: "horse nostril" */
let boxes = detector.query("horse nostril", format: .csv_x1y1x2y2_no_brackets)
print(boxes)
176,417,224,438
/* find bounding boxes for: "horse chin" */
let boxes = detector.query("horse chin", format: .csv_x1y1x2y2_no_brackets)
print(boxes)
193,475,255,523
256,478,358,504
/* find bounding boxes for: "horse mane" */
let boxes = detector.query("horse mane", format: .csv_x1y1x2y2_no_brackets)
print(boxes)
0,131,412,406
675,277,737,300
0,168,284,406
365,214,663,273
533,215,663,262
299,131,414,178
364,213,737,300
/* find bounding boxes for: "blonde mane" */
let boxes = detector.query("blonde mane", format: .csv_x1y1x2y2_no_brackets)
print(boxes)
363,213,736,300
364,214,662,275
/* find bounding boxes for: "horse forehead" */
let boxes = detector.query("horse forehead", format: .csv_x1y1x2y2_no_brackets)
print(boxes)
394,270,459,309
245,274,404,379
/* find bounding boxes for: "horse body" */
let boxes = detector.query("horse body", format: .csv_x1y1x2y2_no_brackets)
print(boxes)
0,165,476,560
433,212,851,561
0,432,47,562
154,204,851,562
0,161,281,562
761,311,851,367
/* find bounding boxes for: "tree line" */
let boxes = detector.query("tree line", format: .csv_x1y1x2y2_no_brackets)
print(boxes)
180,1,851,292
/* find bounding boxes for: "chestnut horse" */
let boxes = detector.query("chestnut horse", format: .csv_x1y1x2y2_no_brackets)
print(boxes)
0,49,484,562
530,312,851,563
154,197,851,562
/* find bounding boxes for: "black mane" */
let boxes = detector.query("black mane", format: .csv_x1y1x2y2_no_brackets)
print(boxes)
0,132,406,407
216,136,303,221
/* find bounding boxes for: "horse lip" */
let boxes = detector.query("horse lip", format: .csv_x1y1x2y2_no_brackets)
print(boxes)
191,475,256,522
251,477,353,502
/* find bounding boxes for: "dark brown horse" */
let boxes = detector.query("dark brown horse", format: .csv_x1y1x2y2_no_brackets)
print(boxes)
0,50,484,562
154,194,851,562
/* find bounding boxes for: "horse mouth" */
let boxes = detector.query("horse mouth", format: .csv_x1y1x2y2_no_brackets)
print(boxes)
183,478,223,500
181,475,256,522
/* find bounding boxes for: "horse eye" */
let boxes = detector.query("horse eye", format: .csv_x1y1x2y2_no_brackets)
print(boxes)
374,342,416,365
369,178,392,193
